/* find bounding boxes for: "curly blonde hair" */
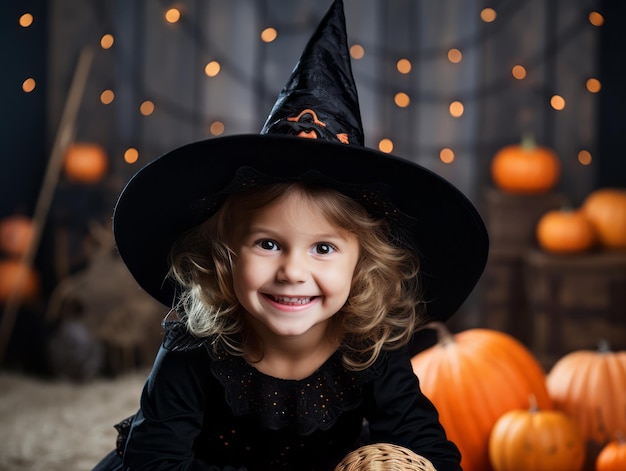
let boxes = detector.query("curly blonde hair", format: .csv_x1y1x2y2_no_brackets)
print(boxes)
168,182,425,370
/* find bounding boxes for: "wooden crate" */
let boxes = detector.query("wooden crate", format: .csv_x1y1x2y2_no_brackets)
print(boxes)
479,247,531,345
484,189,568,255
524,250,626,368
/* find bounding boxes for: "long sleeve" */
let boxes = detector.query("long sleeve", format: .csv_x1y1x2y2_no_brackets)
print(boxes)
365,349,462,471
122,345,246,471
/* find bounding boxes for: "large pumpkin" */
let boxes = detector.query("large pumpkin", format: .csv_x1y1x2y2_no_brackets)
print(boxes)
0,216,34,257
411,323,552,471
546,342,626,445
489,397,585,471
581,188,626,250
0,259,40,303
491,137,561,194
536,208,597,253
596,435,626,471
63,142,108,183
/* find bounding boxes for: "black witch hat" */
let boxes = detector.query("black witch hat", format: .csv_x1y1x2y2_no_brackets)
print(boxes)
113,0,489,334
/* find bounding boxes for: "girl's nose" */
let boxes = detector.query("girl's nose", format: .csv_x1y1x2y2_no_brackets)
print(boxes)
276,252,308,284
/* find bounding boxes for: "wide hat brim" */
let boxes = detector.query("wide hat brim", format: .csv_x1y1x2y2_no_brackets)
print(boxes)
113,133,488,327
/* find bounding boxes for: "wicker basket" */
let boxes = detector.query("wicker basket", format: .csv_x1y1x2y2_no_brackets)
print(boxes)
334,443,437,471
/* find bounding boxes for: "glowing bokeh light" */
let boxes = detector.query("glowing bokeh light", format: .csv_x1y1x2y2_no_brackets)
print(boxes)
550,95,566,110
140,101,155,116
101,34,114,49
19,13,34,28
350,44,365,60
480,8,497,23
261,27,277,43
512,65,527,80
394,92,410,108
378,138,393,154
397,59,412,74
578,150,592,165
589,11,604,27
205,61,221,77
124,148,139,164
449,101,464,118
22,78,36,93
440,148,455,164
447,48,462,63
100,89,115,104
586,78,601,93
165,8,181,23
210,121,225,136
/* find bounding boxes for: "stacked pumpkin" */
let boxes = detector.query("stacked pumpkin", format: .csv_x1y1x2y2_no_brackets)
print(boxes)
536,188,626,254
411,324,626,471
0,215,40,303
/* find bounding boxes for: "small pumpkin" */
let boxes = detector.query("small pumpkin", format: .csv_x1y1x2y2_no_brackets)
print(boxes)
489,396,585,471
546,341,626,445
63,142,108,183
0,215,35,257
0,259,40,303
536,208,597,253
411,323,552,471
581,188,626,250
491,135,561,194
596,433,626,471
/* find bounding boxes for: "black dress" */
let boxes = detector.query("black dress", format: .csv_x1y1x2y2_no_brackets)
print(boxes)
93,322,461,471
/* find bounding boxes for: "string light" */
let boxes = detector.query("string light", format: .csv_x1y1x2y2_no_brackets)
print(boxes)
588,11,604,27
439,148,455,164
550,95,566,110
19,13,34,28
165,8,181,24
140,101,155,116
100,89,115,104
396,59,412,74
124,148,139,164
586,78,601,93
577,150,592,165
205,61,221,77
101,34,114,49
394,92,410,108
378,138,393,153
350,44,365,60
261,27,277,43
511,65,527,80
447,49,462,63
210,121,225,136
449,101,464,118
480,8,497,23
22,78,36,93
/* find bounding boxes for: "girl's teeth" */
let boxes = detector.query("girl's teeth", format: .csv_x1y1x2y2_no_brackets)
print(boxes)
273,296,311,304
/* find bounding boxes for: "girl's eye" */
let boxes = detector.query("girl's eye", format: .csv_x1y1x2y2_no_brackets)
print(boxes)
314,243,335,255
257,239,279,251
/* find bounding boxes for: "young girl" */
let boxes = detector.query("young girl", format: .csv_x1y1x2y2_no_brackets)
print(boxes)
94,1,488,469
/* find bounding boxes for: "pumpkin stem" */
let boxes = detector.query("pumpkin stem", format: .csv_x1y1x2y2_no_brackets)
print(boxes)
598,339,611,353
528,394,539,412
521,133,537,151
419,321,455,347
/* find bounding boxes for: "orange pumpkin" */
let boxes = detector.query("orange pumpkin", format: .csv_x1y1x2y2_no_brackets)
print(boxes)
63,143,108,183
596,434,626,471
489,396,585,471
581,188,626,250
411,323,552,471
491,136,561,194
0,259,40,302
536,208,597,253
0,216,35,257
546,341,626,445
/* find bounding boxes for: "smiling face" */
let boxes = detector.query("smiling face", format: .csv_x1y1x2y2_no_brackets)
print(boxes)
230,187,360,344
